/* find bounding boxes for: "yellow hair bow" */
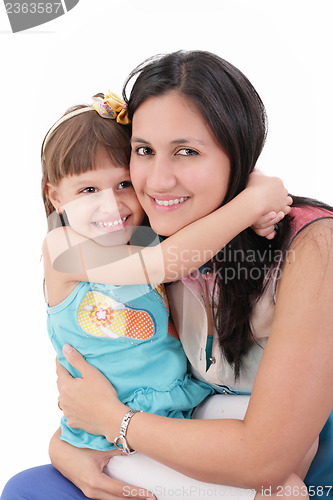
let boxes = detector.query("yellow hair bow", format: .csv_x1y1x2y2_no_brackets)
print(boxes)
92,92,130,125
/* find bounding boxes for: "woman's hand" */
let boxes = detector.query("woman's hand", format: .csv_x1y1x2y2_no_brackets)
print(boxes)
49,428,155,499
57,344,128,439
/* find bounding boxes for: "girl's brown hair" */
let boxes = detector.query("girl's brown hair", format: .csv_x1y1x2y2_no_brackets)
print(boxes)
41,104,131,219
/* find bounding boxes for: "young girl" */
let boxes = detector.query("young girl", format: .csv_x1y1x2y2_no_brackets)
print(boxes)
42,91,291,454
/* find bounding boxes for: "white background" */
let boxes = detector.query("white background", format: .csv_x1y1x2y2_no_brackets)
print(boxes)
0,0,332,491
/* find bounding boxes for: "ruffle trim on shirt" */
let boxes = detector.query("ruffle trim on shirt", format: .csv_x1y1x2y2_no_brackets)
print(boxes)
59,374,213,451
124,373,213,418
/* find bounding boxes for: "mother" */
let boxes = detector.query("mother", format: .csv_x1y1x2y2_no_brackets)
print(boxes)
3,51,333,499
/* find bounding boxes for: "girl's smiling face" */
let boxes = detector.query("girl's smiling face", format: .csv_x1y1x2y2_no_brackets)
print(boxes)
47,155,144,245
130,92,231,236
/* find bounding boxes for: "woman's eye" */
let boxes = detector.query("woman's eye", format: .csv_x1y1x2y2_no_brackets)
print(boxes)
176,148,199,156
136,146,154,156
81,187,98,194
118,180,133,189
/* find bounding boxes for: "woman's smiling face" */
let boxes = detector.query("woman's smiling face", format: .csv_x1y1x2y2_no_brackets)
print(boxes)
130,91,231,236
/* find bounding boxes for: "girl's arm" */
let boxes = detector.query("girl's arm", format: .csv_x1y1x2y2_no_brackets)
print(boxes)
57,218,333,491
45,172,292,286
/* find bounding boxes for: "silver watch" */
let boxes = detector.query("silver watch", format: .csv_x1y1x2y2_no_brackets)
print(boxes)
114,409,142,455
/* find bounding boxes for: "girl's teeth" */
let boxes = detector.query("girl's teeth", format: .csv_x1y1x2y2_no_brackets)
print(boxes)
95,216,127,227
155,197,188,206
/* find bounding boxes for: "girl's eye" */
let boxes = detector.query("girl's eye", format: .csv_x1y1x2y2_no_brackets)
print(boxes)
81,187,98,194
118,180,133,190
136,146,154,156
176,148,199,156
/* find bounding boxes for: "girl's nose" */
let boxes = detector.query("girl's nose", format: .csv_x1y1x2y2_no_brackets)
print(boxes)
146,157,177,192
98,188,120,214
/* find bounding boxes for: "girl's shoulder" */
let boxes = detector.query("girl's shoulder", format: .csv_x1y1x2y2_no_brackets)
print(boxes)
42,227,83,307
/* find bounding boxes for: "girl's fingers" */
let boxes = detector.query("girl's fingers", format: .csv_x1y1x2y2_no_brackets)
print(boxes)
274,211,285,222
261,211,277,224
254,226,276,237
265,230,277,240
254,211,285,231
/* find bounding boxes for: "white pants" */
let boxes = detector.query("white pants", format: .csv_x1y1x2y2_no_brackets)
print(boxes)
105,395,255,500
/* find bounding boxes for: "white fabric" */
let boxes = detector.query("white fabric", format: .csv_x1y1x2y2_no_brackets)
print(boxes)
105,395,255,500
192,394,250,420
167,279,271,393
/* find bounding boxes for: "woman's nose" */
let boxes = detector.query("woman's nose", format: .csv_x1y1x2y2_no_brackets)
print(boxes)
146,157,177,192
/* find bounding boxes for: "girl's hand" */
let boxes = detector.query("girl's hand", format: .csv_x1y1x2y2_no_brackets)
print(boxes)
49,428,155,499
251,210,285,240
57,345,128,439
246,171,293,217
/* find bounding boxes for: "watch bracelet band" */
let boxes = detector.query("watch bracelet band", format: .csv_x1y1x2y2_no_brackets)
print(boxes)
113,409,142,455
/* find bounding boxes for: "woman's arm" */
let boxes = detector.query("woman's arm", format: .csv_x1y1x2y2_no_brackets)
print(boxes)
57,218,333,491
49,428,155,499
45,172,292,286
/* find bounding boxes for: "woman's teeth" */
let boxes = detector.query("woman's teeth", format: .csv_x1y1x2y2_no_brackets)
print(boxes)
94,216,128,227
154,196,189,206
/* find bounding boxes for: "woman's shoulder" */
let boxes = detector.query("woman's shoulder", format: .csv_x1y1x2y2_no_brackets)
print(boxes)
273,209,333,301
288,215,333,257
288,205,333,244
279,215,333,294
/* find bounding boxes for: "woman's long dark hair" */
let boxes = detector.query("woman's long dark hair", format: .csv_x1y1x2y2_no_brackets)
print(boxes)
124,50,333,378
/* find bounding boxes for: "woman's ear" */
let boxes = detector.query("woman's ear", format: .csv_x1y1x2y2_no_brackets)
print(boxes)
45,182,62,213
